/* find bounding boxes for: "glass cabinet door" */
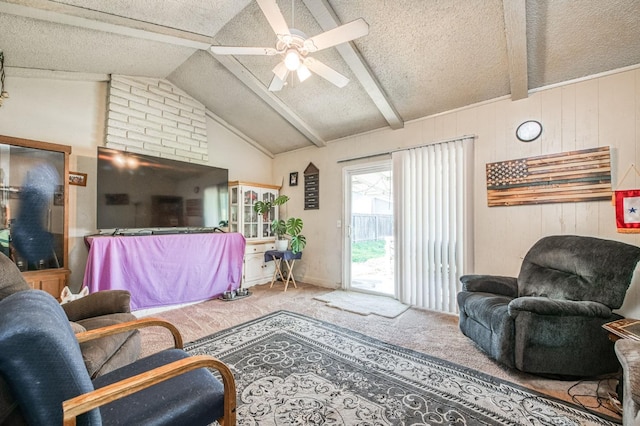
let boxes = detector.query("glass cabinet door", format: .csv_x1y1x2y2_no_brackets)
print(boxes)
262,190,277,238
0,143,66,271
229,183,280,240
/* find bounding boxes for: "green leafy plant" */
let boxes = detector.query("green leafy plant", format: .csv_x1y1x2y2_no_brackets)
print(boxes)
253,195,289,220
271,219,287,240
270,217,306,253
254,194,306,253
285,217,306,254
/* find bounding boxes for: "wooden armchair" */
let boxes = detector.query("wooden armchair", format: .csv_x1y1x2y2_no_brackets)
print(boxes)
0,290,236,426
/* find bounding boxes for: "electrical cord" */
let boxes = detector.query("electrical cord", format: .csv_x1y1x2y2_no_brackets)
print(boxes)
567,375,622,423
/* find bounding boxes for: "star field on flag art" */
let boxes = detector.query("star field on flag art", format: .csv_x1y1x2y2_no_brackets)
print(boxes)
623,196,640,224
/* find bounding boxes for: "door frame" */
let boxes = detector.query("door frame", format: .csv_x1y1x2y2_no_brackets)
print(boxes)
342,159,393,294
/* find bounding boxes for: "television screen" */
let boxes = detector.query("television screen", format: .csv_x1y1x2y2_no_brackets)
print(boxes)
96,147,228,231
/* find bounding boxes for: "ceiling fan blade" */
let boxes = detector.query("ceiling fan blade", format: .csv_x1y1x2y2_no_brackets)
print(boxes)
210,46,278,56
272,61,288,81
304,18,369,53
269,71,289,92
303,57,349,88
256,0,291,39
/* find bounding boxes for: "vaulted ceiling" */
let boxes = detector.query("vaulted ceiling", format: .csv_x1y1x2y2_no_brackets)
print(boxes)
2,0,640,156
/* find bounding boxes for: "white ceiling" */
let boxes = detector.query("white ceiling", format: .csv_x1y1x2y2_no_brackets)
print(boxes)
2,0,640,155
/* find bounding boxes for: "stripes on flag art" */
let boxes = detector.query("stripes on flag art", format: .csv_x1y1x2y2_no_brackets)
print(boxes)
486,146,612,207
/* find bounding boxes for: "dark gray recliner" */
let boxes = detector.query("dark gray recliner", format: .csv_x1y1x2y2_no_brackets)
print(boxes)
457,235,640,377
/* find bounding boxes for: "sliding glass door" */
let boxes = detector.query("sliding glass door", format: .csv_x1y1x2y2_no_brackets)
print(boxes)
343,161,394,296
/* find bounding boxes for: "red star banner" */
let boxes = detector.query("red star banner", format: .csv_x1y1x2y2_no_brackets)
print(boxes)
615,189,640,233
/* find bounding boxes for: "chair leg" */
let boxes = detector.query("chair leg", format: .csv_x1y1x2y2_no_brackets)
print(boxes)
284,259,297,291
270,256,283,288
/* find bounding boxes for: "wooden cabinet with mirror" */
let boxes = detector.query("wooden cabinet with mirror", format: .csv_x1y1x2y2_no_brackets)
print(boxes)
0,135,71,298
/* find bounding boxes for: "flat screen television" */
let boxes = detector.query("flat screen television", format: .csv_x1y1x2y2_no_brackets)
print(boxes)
96,147,229,231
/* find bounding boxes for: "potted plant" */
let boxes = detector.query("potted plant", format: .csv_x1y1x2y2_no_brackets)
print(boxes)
271,218,289,251
271,217,306,253
253,195,289,221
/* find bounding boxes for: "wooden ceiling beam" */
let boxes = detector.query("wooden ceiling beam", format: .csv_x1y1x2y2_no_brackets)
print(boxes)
0,1,212,50
503,0,529,100
303,0,404,130
208,52,327,148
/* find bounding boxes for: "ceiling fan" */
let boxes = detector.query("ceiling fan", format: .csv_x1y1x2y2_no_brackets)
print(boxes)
210,0,369,91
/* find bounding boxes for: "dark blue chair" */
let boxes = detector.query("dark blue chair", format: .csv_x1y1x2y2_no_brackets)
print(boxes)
0,290,236,425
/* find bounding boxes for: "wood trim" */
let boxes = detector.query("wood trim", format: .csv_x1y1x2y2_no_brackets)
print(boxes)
502,0,528,100
75,317,183,349
62,355,237,426
0,135,72,154
0,134,71,289
228,180,281,190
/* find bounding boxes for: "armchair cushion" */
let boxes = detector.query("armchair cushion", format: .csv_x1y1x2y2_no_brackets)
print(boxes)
62,290,132,321
93,349,226,425
78,314,141,378
63,291,141,378
518,235,640,308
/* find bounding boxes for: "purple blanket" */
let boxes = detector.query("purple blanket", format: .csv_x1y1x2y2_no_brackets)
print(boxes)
83,233,246,310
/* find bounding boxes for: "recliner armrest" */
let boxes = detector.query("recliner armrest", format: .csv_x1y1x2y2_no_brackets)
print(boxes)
508,296,612,318
460,275,518,297
62,290,132,322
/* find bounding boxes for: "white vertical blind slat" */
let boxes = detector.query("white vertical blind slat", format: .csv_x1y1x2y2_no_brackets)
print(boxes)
393,138,473,313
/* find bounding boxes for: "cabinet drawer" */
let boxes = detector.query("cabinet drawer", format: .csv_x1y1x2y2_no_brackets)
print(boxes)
245,242,276,254
245,244,261,254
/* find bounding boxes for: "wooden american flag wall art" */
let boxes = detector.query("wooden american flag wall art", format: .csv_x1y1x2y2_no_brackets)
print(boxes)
486,146,612,207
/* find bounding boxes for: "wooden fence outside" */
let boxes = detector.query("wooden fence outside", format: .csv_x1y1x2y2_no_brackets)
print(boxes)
351,214,393,242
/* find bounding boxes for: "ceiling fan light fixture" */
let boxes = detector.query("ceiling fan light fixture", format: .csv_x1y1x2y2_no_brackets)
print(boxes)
284,49,301,71
297,64,311,82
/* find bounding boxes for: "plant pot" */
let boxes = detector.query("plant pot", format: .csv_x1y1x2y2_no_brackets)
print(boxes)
275,239,288,251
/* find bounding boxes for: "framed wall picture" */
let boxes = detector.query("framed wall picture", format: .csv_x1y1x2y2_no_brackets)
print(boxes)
69,171,87,186
289,172,299,186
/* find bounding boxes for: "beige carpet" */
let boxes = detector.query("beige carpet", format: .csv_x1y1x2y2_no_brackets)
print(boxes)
313,290,409,318
137,282,621,423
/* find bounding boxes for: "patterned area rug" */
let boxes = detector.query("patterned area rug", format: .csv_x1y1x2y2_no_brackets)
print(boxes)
313,290,409,318
185,311,617,425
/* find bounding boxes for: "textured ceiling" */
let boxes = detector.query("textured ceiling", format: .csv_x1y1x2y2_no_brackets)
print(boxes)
1,0,640,155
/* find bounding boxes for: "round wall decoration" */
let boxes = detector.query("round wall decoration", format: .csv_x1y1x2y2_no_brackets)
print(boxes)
516,120,543,142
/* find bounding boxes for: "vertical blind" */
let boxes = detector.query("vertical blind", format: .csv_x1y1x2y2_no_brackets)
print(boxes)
392,137,473,313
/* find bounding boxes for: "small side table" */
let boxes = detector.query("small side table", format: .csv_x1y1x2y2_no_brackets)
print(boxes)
264,250,302,291
602,318,640,342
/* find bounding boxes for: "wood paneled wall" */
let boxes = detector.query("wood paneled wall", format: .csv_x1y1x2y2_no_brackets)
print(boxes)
274,67,640,316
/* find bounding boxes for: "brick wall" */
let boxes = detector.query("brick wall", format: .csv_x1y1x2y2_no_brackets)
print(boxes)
106,75,208,163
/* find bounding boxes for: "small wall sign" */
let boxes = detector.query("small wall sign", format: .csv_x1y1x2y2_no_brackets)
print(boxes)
69,171,87,186
304,162,319,210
